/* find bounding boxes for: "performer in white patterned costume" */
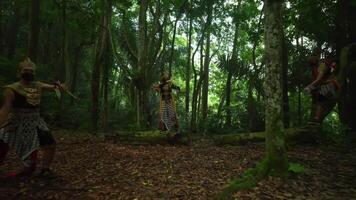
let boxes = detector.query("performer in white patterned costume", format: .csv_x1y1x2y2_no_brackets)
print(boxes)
153,72,181,134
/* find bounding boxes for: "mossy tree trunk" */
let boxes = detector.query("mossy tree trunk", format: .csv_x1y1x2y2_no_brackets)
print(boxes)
261,0,288,176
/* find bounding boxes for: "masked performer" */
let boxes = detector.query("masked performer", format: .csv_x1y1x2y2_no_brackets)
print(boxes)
0,58,65,177
305,50,340,126
153,72,181,135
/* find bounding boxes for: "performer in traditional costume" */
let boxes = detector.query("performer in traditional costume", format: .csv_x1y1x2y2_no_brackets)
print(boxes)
153,72,181,135
0,58,65,177
305,50,340,126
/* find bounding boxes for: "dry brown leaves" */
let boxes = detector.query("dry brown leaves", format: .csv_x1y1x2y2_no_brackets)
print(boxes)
0,131,355,200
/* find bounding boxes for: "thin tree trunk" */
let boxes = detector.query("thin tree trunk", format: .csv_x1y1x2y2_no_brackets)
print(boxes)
201,2,213,130
247,78,255,131
296,36,302,126
191,20,206,132
42,23,53,65
225,71,233,127
185,6,193,119
169,15,179,75
28,0,40,62
113,70,121,109
71,45,82,96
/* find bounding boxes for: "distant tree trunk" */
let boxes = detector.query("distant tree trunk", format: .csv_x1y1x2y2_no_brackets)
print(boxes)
42,23,53,65
62,0,71,89
225,71,233,128
201,2,213,130
191,21,206,132
260,0,288,176
7,0,20,58
185,6,193,119
91,0,110,134
247,78,255,131
296,36,303,125
28,0,40,62
225,18,239,128
169,15,180,75
70,45,82,101
217,91,226,117
282,36,289,128
113,70,121,109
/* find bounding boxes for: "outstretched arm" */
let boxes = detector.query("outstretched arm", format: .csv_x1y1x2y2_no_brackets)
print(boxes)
40,82,67,92
0,89,14,125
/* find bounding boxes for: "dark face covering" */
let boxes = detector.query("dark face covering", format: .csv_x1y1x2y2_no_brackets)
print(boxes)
21,72,35,82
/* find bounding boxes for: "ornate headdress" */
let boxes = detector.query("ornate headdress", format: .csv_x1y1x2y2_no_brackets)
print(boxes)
18,57,36,70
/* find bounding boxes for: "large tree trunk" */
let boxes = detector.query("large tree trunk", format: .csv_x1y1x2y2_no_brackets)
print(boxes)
136,0,150,127
335,0,350,58
7,0,20,59
91,0,110,134
201,2,213,130
28,0,40,62
336,1,356,131
260,0,288,176
339,44,356,131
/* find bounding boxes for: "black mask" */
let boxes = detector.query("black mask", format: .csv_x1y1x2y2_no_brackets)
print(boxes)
21,72,35,82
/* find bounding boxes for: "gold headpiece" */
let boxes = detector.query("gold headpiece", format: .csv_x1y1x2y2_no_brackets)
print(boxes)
18,57,36,70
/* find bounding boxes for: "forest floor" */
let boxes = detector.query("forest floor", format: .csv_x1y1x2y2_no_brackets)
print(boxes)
0,130,356,200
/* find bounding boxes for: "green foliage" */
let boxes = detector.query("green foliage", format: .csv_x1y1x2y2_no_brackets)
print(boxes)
321,112,349,142
288,163,307,174
0,0,353,136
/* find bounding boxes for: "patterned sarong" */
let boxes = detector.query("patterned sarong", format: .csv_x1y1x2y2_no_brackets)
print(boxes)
159,99,178,131
0,109,48,164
